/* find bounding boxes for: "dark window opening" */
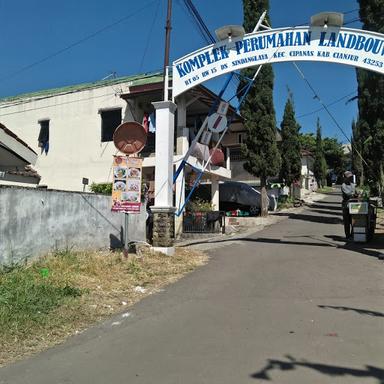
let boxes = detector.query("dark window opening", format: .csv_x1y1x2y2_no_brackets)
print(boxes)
141,131,156,156
38,119,50,155
100,108,122,142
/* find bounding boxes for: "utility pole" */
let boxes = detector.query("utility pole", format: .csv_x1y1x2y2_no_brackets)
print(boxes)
151,0,177,256
163,0,172,101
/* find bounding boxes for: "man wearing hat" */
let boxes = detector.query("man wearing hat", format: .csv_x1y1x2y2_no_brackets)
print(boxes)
341,171,356,238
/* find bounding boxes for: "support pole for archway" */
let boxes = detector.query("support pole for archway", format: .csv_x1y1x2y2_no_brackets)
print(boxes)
150,0,177,256
151,101,177,256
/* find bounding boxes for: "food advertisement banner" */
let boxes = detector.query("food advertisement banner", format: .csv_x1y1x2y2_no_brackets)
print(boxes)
111,156,142,213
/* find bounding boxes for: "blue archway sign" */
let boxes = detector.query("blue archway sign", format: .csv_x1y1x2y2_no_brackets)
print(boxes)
173,26,384,97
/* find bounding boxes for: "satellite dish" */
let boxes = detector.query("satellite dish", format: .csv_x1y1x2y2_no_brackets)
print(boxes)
113,121,147,155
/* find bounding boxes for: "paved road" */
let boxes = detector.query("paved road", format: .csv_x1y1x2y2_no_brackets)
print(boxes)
1,193,383,384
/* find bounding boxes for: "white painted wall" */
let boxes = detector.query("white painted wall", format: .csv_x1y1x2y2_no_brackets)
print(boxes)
0,83,131,191
301,155,314,177
0,81,232,195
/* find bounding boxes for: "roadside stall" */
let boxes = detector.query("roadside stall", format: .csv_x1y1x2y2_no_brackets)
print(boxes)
348,199,377,242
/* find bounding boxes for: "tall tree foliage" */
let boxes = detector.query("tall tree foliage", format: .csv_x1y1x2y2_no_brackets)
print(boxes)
351,119,364,186
280,92,301,187
299,133,316,153
323,137,345,179
239,0,281,216
313,118,327,188
356,0,384,194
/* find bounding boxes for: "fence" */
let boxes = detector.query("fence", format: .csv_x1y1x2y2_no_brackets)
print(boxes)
229,146,245,162
183,211,225,234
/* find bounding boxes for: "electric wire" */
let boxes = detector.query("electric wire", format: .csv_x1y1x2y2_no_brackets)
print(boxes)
344,18,362,26
181,0,244,100
214,8,368,170
0,4,368,166
0,68,164,112
344,8,360,15
184,0,215,44
0,1,158,84
175,0,207,42
179,2,363,113
139,0,162,73
296,90,357,119
292,61,368,167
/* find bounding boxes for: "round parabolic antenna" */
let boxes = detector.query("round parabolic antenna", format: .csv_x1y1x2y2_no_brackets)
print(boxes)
113,122,147,154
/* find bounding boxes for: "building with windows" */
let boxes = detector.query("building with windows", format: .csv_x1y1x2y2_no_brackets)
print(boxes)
0,72,240,233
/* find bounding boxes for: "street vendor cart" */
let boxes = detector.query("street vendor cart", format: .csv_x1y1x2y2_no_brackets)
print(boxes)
348,199,377,242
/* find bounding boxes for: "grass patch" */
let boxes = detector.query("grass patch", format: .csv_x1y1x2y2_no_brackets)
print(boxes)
317,186,335,193
0,247,207,366
0,267,81,336
277,196,295,210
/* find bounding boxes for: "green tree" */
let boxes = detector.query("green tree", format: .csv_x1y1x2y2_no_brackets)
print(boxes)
313,118,327,188
322,137,345,180
356,0,384,195
239,0,281,216
351,119,364,186
280,92,301,187
299,133,316,153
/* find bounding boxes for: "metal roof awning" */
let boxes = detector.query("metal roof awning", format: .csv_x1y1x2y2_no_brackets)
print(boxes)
0,123,41,184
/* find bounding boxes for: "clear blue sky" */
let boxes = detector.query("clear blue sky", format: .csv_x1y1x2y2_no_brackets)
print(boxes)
0,0,362,142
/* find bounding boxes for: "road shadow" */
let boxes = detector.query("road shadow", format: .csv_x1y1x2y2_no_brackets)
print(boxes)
274,212,343,225
309,209,342,217
272,196,343,224
250,355,384,383
318,305,384,318
312,200,341,205
317,191,341,195
306,203,342,211
325,234,384,253
181,234,384,262
180,236,335,249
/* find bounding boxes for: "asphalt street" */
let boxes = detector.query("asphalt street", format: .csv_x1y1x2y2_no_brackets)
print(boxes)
1,192,383,384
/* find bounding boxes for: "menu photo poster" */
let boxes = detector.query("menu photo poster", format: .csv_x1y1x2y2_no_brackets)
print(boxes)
111,156,143,213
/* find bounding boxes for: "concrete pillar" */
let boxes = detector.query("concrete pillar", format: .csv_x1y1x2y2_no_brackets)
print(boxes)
226,147,231,170
151,206,176,255
211,175,220,211
175,97,189,238
151,101,177,255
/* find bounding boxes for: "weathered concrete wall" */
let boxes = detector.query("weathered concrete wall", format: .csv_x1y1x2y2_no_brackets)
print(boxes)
0,186,146,266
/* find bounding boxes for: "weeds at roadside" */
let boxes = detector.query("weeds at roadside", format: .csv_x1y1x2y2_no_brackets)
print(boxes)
0,247,207,366
277,196,295,210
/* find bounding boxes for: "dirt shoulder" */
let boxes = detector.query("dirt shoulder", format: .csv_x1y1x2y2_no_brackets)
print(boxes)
0,248,207,367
